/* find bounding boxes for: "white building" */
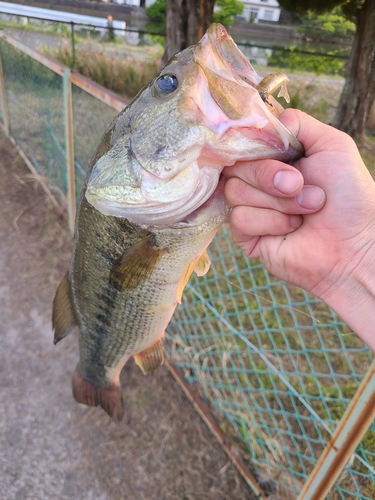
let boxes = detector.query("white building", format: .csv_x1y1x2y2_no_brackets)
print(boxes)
240,0,281,23
107,0,281,23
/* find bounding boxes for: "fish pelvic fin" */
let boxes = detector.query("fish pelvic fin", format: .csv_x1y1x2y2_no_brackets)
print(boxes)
109,234,165,291
194,250,211,277
52,272,77,345
133,338,164,374
176,249,212,304
72,367,124,421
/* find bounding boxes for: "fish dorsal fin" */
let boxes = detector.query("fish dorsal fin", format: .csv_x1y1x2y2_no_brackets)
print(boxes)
194,250,211,277
110,235,165,291
52,272,77,344
133,338,164,374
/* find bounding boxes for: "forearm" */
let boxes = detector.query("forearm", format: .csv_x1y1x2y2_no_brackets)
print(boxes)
319,249,375,352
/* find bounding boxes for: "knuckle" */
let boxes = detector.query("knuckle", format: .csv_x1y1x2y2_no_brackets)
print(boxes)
225,177,248,206
269,209,292,233
251,162,270,188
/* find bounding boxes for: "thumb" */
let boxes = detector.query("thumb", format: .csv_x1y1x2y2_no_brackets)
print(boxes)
279,109,356,158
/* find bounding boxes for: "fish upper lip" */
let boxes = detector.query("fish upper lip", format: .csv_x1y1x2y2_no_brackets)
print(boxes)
193,25,304,158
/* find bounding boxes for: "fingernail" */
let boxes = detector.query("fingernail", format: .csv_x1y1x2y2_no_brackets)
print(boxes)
296,186,325,209
290,215,302,229
273,170,301,194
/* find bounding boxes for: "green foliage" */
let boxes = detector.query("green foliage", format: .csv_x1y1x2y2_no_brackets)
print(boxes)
278,0,348,15
47,22,71,38
267,47,347,75
145,0,166,40
278,0,365,18
213,0,244,25
146,0,166,27
46,43,158,99
300,7,356,37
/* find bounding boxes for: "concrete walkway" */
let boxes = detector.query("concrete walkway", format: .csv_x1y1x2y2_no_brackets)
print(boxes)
0,131,254,499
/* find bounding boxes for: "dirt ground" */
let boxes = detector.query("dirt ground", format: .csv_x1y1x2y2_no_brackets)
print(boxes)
0,129,257,500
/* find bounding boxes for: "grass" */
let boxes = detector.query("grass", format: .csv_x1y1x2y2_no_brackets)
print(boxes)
44,40,160,99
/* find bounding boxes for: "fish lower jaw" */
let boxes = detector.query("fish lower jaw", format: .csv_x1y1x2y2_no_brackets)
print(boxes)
180,175,228,225
85,168,224,227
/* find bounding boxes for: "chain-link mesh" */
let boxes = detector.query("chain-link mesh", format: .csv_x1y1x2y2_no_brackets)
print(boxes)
72,84,118,197
0,38,66,198
167,223,375,498
1,36,374,500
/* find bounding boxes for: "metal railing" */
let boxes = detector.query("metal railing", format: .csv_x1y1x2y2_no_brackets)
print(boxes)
0,2,165,69
1,32,375,500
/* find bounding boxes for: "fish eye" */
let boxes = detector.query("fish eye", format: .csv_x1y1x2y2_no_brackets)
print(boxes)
156,74,178,94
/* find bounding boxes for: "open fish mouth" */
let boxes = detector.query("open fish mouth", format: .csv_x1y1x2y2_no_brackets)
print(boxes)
86,24,304,227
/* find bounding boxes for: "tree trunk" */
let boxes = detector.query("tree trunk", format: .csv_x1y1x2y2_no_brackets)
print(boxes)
332,0,375,141
161,0,215,66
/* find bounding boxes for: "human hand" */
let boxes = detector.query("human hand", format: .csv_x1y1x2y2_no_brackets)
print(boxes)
223,109,375,349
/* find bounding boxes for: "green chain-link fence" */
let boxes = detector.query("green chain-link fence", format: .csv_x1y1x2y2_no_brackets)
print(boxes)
1,34,374,500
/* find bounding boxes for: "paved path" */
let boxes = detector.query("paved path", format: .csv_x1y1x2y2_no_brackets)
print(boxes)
0,131,254,500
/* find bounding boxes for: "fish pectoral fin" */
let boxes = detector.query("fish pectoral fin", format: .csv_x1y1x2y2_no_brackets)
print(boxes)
194,250,211,277
176,260,197,304
110,235,165,291
52,272,77,344
133,338,164,374
72,367,124,421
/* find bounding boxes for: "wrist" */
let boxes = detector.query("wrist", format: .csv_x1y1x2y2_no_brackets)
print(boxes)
318,242,375,351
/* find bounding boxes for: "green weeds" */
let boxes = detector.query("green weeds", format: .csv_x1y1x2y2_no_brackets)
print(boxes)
45,42,159,99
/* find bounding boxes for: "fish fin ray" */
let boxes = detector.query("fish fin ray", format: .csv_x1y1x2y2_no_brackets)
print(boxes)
110,235,165,291
176,250,211,304
52,272,77,344
72,368,124,421
194,250,211,277
133,338,164,374
176,260,197,304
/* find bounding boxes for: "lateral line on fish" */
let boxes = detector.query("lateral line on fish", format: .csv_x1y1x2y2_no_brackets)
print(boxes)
213,271,318,323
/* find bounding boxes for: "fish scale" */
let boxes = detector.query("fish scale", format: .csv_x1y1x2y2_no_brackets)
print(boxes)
71,195,227,371
53,23,303,420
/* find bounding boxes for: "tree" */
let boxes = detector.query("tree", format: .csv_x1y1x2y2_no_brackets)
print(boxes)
332,0,375,140
278,0,375,141
161,0,216,65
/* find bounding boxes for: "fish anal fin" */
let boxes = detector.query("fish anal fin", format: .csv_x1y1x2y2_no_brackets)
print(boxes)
194,250,211,277
72,367,124,421
133,338,164,374
52,272,77,345
110,235,165,291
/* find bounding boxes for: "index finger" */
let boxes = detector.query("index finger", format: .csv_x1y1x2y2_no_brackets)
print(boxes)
223,158,304,198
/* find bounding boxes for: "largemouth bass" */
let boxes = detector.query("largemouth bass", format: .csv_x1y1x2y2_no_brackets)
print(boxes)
53,24,303,420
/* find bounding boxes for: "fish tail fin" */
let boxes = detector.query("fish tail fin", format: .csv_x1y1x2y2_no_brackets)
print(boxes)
72,367,124,421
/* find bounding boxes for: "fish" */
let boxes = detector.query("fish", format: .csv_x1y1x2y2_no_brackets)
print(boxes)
52,23,304,421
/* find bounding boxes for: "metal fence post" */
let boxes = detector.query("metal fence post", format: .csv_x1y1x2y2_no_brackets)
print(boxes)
63,68,76,234
297,357,375,500
0,52,10,137
70,22,76,69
